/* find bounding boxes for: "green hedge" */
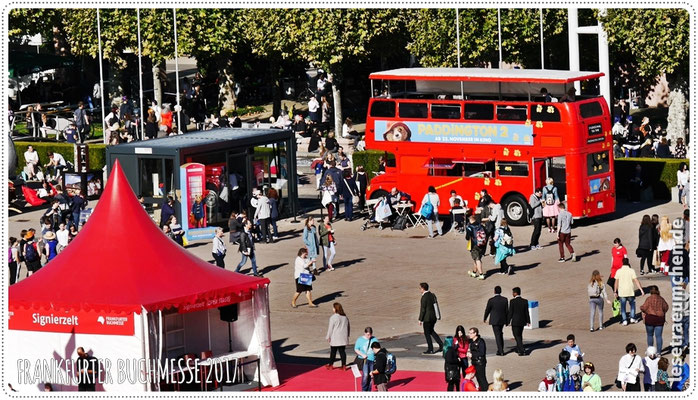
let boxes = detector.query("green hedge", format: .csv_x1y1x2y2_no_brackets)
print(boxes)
615,158,689,199
351,150,395,182
13,141,107,176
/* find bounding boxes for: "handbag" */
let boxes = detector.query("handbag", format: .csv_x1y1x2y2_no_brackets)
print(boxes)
615,355,637,388
434,301,441,320
612,299,621,318
298,273,313,285
445,365,459,382
353,356,364,370
652,250,661,267
321,190,333,207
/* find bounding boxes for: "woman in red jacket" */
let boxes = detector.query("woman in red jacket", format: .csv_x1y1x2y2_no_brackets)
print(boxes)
453,325,470,377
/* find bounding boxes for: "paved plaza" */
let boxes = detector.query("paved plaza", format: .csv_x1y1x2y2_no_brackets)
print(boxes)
8,167,688,391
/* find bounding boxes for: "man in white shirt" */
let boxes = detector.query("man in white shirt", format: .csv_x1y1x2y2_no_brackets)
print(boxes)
56,223,70,252
24,145,40,180
44,151,67,180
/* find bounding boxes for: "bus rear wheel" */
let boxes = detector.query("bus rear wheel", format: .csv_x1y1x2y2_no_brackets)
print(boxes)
502,194,528,226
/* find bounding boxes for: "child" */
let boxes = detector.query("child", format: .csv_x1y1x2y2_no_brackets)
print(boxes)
642,346,659,392
563,334,584,369
538,368,556,392
451,198,466,232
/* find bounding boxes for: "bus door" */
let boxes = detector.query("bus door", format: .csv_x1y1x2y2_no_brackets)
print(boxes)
534,157,567,201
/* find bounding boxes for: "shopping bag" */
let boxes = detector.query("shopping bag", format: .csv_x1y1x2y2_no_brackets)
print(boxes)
182,236,188,247
652,250,661,267
298,273,313,285
612,299,621,317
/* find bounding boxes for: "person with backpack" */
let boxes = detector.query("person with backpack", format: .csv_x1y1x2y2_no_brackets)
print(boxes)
23,230,42,277
557,203,576,262
528,188,544,250
370,342,389,391
542,177,560,232
418,282,443,354
420,186,442,238
465,215,486,280
443,336,461,391
494,219,516,275
588,270,612,332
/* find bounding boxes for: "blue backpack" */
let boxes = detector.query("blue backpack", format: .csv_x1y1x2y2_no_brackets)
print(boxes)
561,373,579,392
386,352,397,375
24,242,39,262
420,196,434,218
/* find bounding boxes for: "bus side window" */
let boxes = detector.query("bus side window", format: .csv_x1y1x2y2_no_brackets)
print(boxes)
497,161,530,177
464,103,494,120
399,102,428,119
370,101,396,118
530,104,561,122
496,105,528,121
431,104,461,120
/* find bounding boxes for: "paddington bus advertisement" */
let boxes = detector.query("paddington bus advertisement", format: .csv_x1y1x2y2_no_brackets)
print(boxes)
374,120,534,145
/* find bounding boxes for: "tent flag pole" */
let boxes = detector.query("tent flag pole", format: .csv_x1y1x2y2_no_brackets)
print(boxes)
137,8,145,140
96,9,107,144
158,310,163,364
173,8,182,134
141,307,150,391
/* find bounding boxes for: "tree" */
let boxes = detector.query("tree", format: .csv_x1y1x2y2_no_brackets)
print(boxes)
293,9,407,133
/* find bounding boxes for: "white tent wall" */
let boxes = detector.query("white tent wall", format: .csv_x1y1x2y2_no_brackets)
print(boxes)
5,312,146,392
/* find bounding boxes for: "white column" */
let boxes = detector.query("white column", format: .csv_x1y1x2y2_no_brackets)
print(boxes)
567,8,581,93
597,9,612,110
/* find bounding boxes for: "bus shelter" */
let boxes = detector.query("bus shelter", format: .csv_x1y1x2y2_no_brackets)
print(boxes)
106,128,297,241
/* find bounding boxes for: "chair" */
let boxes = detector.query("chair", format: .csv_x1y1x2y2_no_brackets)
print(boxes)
451,208,468,236
199,350,218,391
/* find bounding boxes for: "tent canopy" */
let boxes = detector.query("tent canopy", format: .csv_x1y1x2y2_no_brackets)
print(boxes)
9,160,269,314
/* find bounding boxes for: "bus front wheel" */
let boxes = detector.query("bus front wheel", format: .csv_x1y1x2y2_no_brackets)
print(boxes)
503,194,528,226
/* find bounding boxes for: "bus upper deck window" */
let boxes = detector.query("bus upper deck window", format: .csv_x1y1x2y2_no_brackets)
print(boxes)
399,102,428,119
370,101,396,118
496,105,528,121
464,103,494,120
579,101,604,118
431,104,461,120
530,104,561,122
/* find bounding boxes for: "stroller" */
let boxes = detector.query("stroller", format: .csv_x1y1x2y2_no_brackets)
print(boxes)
361,196,393,231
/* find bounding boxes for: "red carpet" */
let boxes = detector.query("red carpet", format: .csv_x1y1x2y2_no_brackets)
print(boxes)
265,363,445,391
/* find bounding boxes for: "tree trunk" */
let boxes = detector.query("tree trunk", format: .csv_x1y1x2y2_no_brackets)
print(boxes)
217,56,237,113
331,76,342,136
152,60,164,106
271,59,282,119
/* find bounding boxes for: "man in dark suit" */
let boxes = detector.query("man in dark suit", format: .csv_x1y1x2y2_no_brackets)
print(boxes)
338,170,359,221
418,282,443,354
507,287,531,356
483,285,508,356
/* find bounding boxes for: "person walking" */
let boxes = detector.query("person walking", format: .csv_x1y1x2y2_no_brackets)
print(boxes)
557,203,576,262
421,186,443,238
228,211,244,245
640,286,669,353
302,217,320,274
292,248,317,308
507,287,530,356
588,270,612,332
542,177,560,232
453,326,470,377
465,215,486,280
483,286,508,356
354,327,378,391
252,189,272,243
370,342,389,392
321,175,337,221
467,327,488,391
637,215,655,275
657,216,675,274
614,260,645,325
494,219,516,275
617,343,644,391
418,282,443,354
326,302,350,370
236,220,262,277
441,337,460,391
8,237,19,285
318,216,337,271
529,187,544,250
677,162,689,204
486,200,504,256
211,227,227,268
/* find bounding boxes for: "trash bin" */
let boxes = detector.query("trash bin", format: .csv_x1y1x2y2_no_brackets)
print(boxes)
526,300,539,329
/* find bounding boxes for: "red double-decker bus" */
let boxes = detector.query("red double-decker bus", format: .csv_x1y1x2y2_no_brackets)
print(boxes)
364,68,615,225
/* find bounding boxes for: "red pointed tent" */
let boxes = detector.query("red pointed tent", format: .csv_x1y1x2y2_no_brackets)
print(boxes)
9,160,269,314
